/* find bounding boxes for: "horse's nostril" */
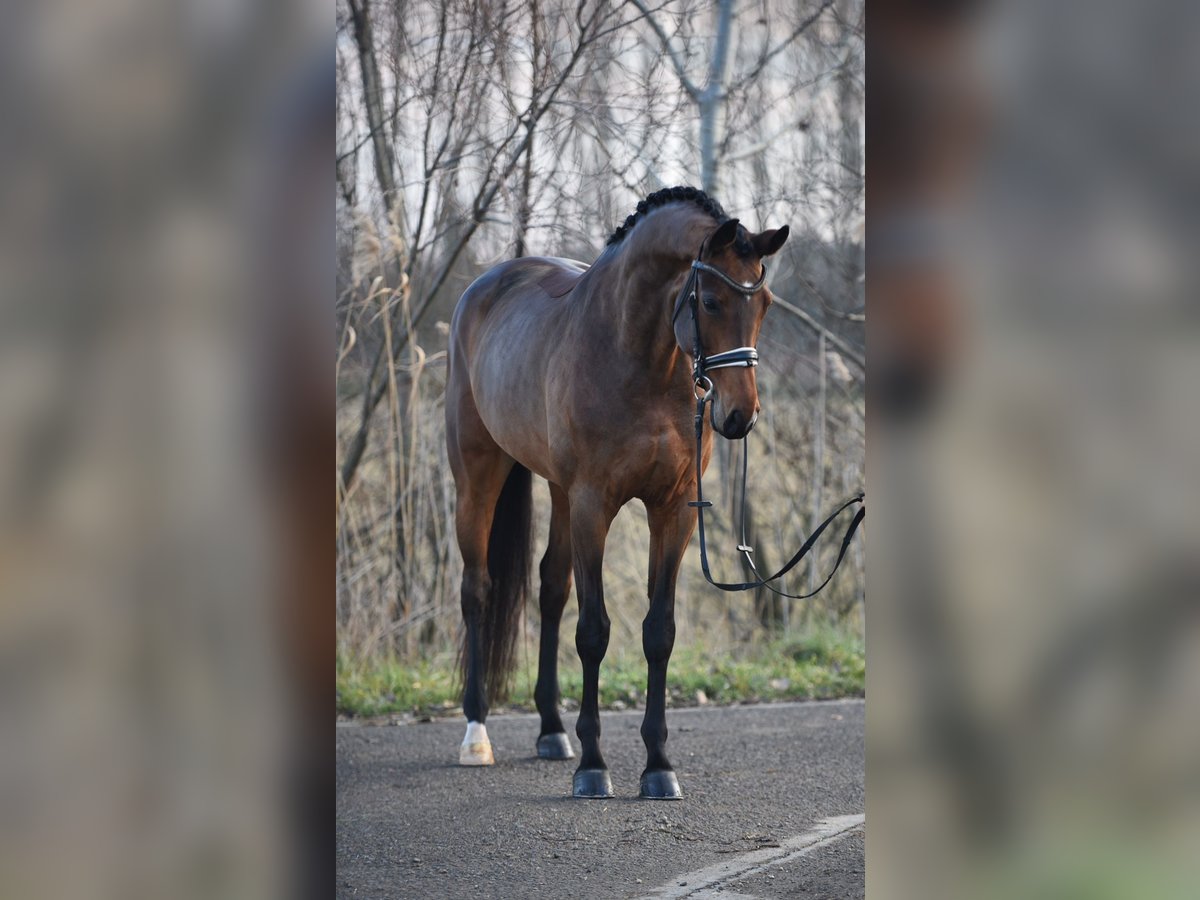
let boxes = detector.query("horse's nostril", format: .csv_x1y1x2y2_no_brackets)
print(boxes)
723,409,745,437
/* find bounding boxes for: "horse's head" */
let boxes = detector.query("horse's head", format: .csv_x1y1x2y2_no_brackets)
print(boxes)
675,218,790,439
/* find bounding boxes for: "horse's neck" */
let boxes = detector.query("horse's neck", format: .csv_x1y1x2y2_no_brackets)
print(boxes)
603,211,709,365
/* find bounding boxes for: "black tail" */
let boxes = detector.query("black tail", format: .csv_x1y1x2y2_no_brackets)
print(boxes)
476,463,533,703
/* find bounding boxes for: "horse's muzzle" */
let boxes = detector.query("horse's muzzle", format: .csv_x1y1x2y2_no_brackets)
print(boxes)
718,407,757,440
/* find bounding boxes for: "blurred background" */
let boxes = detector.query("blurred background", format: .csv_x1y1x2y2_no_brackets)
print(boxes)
0,0,329,897
334,0,866,708
1,0,1197,897
868,1,1200,897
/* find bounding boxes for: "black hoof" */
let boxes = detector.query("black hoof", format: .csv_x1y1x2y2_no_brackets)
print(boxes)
537,732,575,760
639,770,683,800
572,768,614,799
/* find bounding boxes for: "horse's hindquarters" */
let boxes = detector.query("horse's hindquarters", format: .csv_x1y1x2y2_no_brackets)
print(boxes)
461,310,565,481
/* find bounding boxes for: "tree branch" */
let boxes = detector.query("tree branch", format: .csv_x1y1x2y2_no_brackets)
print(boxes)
770,295,864,371
724,115,810,163
340,0,624,492
731,0,834,92
705,0,736,102
346,0,397,207
626,0,700,99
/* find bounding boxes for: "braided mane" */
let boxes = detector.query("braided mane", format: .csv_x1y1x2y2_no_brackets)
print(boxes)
606,185,728,246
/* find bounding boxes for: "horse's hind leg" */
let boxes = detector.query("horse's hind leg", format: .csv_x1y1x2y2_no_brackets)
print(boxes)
534,483,574,760
450,430,514,767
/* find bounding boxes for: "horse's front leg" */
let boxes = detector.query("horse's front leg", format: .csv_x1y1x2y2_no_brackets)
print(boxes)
569,487,617,798
639,497,697,799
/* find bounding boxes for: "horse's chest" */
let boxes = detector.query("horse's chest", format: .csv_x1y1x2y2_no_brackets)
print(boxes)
586,423,693,500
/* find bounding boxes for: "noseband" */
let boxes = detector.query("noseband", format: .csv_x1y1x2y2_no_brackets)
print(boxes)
673,244,866,600
671,257,766,396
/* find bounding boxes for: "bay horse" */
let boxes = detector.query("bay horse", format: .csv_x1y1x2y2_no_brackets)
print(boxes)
446,186,788,799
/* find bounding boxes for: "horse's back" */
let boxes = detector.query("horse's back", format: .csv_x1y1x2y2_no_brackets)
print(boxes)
452,256,587,326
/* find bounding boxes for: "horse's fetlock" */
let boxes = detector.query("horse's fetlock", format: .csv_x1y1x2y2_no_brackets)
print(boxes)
640,719,667,746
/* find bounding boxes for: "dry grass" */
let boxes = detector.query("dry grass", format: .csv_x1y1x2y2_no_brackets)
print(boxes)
336,314,864,678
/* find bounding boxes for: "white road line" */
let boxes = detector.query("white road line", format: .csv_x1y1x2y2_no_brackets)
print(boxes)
637,813,864,900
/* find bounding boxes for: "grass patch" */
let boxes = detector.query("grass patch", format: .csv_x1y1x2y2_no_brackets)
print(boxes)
337,626,863,718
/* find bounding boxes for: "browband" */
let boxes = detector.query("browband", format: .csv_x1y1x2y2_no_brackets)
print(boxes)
691,259,767,294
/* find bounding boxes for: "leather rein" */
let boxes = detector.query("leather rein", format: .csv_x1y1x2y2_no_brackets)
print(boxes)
671,247,866,599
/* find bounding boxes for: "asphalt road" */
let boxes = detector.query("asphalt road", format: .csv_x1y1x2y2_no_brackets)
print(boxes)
337,699,864,899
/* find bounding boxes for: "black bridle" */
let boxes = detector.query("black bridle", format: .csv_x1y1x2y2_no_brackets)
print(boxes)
671,258,766,388
673,247,865,599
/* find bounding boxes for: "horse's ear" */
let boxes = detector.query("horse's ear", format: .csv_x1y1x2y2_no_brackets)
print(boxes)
753,225,790,258
707,218,741,253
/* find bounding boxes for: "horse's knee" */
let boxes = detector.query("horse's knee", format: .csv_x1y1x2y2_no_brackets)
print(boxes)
642,617,676,663
575,614,610,663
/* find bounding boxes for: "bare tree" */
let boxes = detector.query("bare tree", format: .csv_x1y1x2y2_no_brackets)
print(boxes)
336,0,864,660
629,0,835,195
338,0,634,492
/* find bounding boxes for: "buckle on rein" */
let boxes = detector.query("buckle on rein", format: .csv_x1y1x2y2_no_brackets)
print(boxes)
689,375,714,509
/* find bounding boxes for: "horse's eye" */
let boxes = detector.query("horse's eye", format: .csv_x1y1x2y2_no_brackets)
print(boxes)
702,296,720,313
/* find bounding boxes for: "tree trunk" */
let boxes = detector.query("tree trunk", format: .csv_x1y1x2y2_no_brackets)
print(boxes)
836,0,863,302
515,124,535,257
339,2,613,493
699,0,736,195
346,0,397,214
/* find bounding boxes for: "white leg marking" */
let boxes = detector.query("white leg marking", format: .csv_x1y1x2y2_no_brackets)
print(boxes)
636,814,864,899
458,720,494,766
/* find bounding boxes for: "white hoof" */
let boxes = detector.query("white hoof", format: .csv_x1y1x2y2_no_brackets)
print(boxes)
459,721,494,766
